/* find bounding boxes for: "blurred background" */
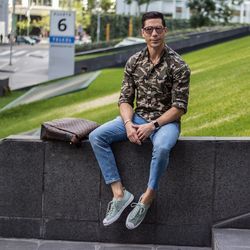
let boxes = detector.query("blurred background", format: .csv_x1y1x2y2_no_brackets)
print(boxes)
1,0,250,47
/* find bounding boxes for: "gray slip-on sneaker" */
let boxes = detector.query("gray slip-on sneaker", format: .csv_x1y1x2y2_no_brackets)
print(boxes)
103,190,134,226
125,196,150,230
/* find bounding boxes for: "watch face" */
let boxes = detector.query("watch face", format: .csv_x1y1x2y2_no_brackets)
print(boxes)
154,121,159,128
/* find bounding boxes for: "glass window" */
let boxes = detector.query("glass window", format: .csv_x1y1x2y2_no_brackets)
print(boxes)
44,0,52,6
32,0,51,6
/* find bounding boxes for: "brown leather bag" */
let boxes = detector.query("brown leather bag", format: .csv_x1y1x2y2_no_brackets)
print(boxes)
40,118,99,146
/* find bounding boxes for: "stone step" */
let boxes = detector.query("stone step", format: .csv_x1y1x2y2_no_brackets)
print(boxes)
0,238,211,250
213,228,250,250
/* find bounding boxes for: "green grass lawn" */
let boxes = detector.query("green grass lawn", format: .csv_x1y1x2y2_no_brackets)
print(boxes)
181,35,250,136
0,90,25,109
0,36,249,138
0,68,123,138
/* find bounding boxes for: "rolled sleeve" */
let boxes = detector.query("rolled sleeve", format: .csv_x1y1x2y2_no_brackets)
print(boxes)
171,64,191,113
118,59,135,107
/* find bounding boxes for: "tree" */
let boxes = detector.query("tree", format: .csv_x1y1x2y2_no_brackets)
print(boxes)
232,0,244,4
100,0,114,13
188,0,216,27
34,16,50,36
72,0,84,27
87,0,95,12
125,0,154,15
215,0,233,24
188,0,245,27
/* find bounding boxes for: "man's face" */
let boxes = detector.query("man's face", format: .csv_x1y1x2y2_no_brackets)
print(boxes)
141,18,167,49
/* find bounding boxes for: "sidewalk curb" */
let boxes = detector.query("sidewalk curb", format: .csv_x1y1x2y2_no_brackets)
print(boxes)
0,68,17,73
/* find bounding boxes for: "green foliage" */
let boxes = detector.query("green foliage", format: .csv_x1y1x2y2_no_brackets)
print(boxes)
215,1,233,24
16,19,28,35
188,0,216,27
85,0,114,13
125,0,153,14
16,17,45,36
90,14,136,41
188,0,243,27
100,0,115,13
86,0,95,12
165,19,190,31
33,16,50,35
89,14,190,42
72,0,84,27
75,38,122,52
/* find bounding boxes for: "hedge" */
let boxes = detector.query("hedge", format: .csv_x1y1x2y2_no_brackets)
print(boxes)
89,14,191,42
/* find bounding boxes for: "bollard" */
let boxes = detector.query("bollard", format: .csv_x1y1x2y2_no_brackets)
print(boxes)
0,77,10,96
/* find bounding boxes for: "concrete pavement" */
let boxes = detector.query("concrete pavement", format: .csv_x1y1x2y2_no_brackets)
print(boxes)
0,238,212,250
0,44,49,90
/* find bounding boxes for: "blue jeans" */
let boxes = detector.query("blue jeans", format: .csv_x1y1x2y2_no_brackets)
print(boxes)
89,113,180,190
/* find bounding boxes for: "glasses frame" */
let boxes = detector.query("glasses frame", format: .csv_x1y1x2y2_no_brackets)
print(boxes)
142,26,166,35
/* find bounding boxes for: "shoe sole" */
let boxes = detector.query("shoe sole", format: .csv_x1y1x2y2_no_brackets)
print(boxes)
103,194,134,226
125,207,148,230
126,215,145,230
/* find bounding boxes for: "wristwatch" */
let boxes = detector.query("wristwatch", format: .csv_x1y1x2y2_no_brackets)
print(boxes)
152,120,160,129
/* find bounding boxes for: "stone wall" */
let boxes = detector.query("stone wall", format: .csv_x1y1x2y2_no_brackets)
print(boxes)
0,136,250,246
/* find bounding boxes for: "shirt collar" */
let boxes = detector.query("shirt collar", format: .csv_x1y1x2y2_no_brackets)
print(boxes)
142,45,169,64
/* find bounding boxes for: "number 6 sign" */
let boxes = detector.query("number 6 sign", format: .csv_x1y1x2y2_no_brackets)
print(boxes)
58,19,67,32
49,10,75,80
50,11,75,44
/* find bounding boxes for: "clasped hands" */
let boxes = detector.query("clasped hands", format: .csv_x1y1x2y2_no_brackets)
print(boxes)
125,121,155,145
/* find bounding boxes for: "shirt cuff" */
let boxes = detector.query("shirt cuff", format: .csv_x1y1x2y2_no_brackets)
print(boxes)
118,99,134,107
172,101,187,113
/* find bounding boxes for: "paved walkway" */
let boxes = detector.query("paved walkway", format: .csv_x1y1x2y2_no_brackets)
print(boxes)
213,228,250,250
0,238,211,250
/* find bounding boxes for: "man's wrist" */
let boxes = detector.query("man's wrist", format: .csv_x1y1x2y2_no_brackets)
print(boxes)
124,119,132,126
151,120,160,130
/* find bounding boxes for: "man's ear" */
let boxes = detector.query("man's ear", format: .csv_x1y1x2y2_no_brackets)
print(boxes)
141,29,145,38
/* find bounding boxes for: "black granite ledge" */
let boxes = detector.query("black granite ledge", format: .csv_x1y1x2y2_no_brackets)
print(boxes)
0,137,249,247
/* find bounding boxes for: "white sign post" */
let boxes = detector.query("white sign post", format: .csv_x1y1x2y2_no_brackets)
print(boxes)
49,10,75,80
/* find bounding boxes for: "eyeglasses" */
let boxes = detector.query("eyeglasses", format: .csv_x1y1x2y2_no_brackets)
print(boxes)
143,26,165,35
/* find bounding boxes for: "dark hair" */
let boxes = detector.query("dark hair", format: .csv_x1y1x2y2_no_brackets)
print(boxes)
141,11,166,28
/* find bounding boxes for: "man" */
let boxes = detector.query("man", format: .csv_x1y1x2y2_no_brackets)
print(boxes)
89,11,190,230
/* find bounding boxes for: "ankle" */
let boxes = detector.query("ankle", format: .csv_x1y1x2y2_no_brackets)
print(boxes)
141,189,155,205
141,196,154,205
114,190,124,199
111,182,124,199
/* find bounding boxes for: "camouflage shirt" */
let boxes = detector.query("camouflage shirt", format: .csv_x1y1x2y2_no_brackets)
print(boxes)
118,45,191,121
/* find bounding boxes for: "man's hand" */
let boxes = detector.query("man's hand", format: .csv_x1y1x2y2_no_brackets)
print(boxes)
125,122,142,145
132,123,155,142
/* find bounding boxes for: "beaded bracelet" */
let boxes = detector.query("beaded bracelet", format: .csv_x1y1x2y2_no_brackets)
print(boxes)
124,119,131,126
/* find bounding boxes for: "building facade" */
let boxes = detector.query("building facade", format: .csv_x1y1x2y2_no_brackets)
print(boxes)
3,0,62,40
0,0,9,42
116,0,250,24
11,0,60,17
116,0,190,19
